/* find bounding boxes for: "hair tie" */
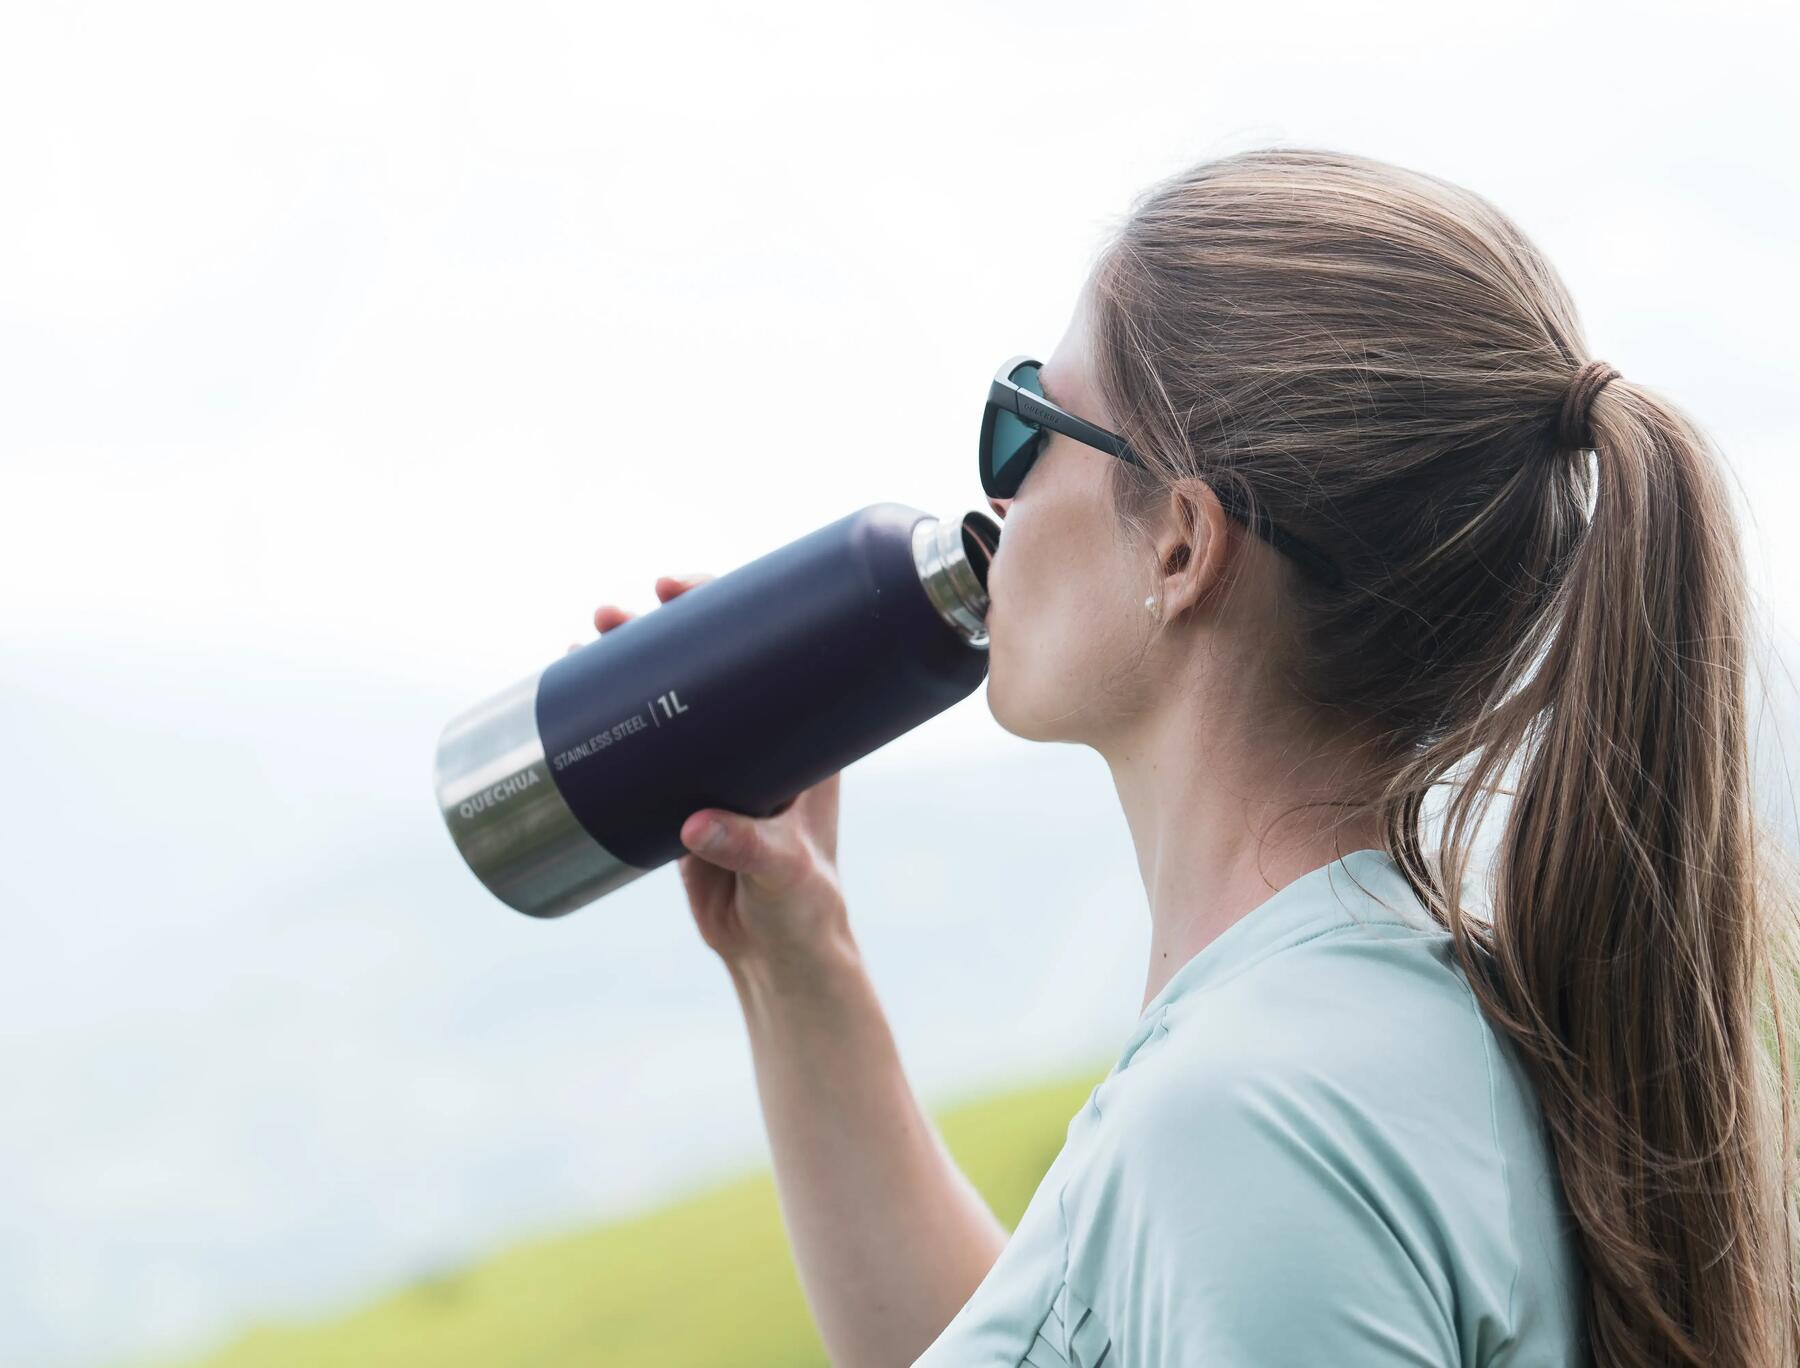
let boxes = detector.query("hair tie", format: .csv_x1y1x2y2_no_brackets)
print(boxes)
1556,359,1622,452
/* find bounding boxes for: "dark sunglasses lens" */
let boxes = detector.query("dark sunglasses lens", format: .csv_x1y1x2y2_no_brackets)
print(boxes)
990,362,1045,493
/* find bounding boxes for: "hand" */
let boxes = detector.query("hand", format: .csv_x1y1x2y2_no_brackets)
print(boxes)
577,575,853,978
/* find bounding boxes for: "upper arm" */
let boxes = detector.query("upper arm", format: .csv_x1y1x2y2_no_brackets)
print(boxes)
1058,1060,1460,1367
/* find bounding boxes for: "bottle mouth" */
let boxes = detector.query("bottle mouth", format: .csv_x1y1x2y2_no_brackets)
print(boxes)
960,510,998,592
913,509,1000,648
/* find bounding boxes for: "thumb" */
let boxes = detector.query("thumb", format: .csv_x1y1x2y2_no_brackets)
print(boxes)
680,810,782,878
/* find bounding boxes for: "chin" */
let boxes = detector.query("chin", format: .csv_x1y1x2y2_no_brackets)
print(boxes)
982,667,1023,739
984,673,1050,744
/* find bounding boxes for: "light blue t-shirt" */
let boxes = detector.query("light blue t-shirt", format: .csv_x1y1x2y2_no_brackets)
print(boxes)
912,848,1587,1366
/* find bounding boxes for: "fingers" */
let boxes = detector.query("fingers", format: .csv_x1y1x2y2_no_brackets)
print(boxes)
594,574,712,635
655,572,713,601
679,809,800,890
594,605,635,633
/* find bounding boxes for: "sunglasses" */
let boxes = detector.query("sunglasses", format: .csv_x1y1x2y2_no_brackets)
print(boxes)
979,355,1342,588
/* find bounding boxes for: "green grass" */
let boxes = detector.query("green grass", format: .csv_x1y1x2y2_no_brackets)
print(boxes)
156,1066,1108,1368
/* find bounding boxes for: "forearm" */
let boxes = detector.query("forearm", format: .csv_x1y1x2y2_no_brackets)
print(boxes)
729,930,1008,1368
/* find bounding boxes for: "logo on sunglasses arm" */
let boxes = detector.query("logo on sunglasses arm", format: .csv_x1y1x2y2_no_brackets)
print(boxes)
1016,393,1058,425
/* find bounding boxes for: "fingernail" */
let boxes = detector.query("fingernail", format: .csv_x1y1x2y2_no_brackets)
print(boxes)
693,819,726,853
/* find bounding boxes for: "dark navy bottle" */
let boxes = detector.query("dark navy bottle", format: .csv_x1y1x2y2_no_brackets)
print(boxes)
433,502,1000,918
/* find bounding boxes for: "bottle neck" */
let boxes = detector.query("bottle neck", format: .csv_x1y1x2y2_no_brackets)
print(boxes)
911,511,998,647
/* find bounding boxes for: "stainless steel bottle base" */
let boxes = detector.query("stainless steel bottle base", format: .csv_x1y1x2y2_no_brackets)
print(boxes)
433,667,649,918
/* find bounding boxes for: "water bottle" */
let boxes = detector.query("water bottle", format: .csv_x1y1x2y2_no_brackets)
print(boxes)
433,502,1000,918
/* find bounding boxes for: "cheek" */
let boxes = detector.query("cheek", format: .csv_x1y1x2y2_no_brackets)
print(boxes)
991,537,1110,669
986,519,1023,616
985,471,1131,667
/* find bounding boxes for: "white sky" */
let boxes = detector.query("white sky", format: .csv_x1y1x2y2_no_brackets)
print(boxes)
3,0,1796,694
2,2,1798,1365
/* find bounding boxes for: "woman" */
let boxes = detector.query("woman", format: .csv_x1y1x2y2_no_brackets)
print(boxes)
588,149,1800,1366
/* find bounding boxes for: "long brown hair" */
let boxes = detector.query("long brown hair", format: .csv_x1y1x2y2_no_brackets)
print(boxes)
1087,146,1800,1366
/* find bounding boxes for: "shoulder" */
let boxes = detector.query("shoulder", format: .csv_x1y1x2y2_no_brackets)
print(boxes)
1059,1044,1464,1364
1071,970,1495,1257
1056,924,1549,1363
1129,912,1512,1159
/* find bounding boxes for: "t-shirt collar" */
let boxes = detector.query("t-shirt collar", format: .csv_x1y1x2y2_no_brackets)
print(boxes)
1114,847,1422,1071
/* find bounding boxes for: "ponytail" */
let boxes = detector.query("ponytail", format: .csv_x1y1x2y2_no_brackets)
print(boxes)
1393,378,1800,1365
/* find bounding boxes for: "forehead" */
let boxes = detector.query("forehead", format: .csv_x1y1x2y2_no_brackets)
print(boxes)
1040,277,1100,416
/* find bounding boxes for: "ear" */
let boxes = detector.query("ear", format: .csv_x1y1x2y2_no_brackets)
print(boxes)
1152,481,1235,622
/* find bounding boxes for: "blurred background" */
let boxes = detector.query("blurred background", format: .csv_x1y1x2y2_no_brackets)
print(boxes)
3,1,1797,1364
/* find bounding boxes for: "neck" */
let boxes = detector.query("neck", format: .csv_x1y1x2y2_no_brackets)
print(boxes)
1099,696,1386,1016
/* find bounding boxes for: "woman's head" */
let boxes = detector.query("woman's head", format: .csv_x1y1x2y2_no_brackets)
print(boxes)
983,265,1305,755
990,152,1596,748
1000,147,1799,1365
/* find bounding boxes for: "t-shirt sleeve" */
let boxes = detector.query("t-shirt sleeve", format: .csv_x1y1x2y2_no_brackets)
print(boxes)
1057,1055,1461,1366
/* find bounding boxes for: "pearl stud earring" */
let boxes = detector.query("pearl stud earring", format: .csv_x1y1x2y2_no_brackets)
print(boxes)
1144,594,1159,616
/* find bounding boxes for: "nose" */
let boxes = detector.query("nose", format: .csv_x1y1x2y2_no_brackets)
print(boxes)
987,496,1012,521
